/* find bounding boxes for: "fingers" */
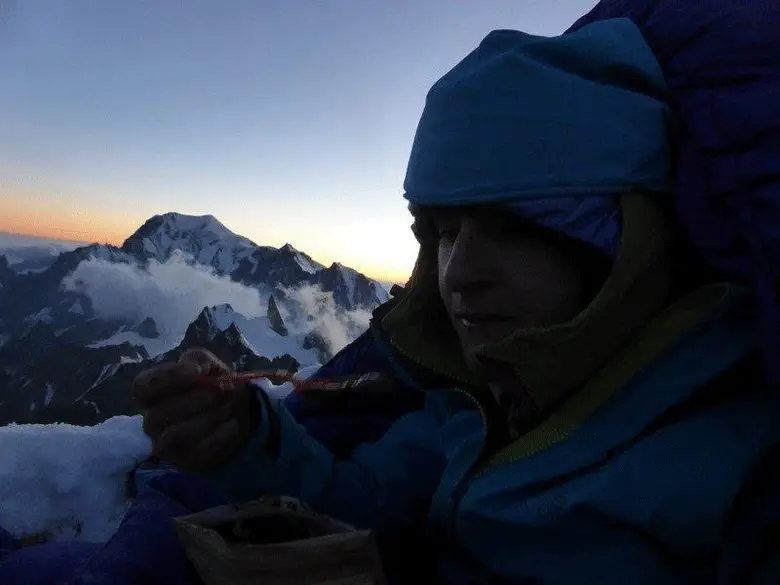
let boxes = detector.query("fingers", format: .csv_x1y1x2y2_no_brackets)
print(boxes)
133,361,201,408
137,348,251,471
133,348,232,409
185,419,244,473
142,388,229,438
153,402,233,455
152,403,237,470
179,348,232,376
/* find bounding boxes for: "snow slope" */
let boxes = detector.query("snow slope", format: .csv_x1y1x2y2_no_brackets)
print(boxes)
122,213,259,275
281,243,323,274
88,328,171,359
0,416,150,542
88,302,320,364
335,263,359,304
0,366,319,543
206,303,319,366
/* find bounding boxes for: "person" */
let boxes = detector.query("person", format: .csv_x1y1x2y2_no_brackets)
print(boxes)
133,15,780,585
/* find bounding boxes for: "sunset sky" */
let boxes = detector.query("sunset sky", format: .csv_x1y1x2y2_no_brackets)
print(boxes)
0,0,597,282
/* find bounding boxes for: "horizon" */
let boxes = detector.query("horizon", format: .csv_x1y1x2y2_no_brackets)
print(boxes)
1,0,598,283
0,229,91,248
0,224,403,286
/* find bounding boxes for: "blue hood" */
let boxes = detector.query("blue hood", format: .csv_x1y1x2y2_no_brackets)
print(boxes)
403,18,673,257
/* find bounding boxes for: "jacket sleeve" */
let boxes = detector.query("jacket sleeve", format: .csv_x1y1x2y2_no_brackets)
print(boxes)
207,388,446,532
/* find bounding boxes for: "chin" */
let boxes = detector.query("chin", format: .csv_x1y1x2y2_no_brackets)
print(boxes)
456,323,518,348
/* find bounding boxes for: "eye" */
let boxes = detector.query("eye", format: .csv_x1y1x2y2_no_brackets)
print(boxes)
429,211,461,241
436,222,460,241
486,213,536,243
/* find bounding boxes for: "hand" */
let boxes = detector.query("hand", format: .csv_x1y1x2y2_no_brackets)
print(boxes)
133,348,258,473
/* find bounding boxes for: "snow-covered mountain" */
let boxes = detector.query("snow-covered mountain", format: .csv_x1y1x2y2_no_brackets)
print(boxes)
0,212,396,425
0,300,314,426
0,255,15,289
119,212,387,309
0,213,388,343
0,233,82,275
321,262,389,312
121,213,262,274
178,303,319,366
123,213,315,279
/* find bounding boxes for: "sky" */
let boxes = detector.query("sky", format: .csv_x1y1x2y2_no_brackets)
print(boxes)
0,0,598,282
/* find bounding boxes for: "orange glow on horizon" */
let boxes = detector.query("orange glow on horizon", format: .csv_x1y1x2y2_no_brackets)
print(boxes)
2,218,410,284
0,226,123,247
1,178,135,247
1,183,411,284
0,210,129,248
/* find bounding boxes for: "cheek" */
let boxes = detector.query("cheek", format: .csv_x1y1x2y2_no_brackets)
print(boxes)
504,252,583,318
534,262,583,314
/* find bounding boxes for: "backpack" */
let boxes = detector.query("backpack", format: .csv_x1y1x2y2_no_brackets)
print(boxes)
569,0,780,383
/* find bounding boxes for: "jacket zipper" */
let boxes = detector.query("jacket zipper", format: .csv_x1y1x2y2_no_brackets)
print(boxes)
446,387,497,542
387,334,498,541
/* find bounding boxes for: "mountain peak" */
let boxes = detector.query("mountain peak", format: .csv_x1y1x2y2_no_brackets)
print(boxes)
198,304,235,330
182,305,227,346
0,253,14,287
125,213,243,245
277,244,324,275
267,295,288,337
120,213,258,274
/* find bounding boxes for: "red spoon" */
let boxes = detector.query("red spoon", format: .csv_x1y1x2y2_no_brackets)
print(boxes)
197,370,382,393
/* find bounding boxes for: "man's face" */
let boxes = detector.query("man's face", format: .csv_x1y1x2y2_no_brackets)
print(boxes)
434,207,585,366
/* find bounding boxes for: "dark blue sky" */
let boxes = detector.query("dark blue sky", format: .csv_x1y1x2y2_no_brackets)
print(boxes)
0,0,597,280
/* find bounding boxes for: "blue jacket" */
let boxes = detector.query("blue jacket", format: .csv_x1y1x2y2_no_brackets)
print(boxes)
210,284,780,584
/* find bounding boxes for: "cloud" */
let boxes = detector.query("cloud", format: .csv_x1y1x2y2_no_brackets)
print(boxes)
276,283,373,357
61,252,370,358
0,233,80,266
61,252,266,340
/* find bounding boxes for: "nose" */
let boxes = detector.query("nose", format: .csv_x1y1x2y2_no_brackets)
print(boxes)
442,219,495,293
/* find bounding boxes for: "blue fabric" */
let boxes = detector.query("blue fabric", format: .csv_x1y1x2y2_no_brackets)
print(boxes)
0,472,226,585
403,18,673,257
505,196,623,259
0,539,99,585
132,460,179,490
568,0,780,382
209,287,780,584
65,472,227,585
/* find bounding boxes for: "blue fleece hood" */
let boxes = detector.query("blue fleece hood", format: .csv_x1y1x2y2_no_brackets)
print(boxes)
403,18,672,257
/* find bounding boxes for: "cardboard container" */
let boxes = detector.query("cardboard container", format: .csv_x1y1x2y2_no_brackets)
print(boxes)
173,495,386,585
